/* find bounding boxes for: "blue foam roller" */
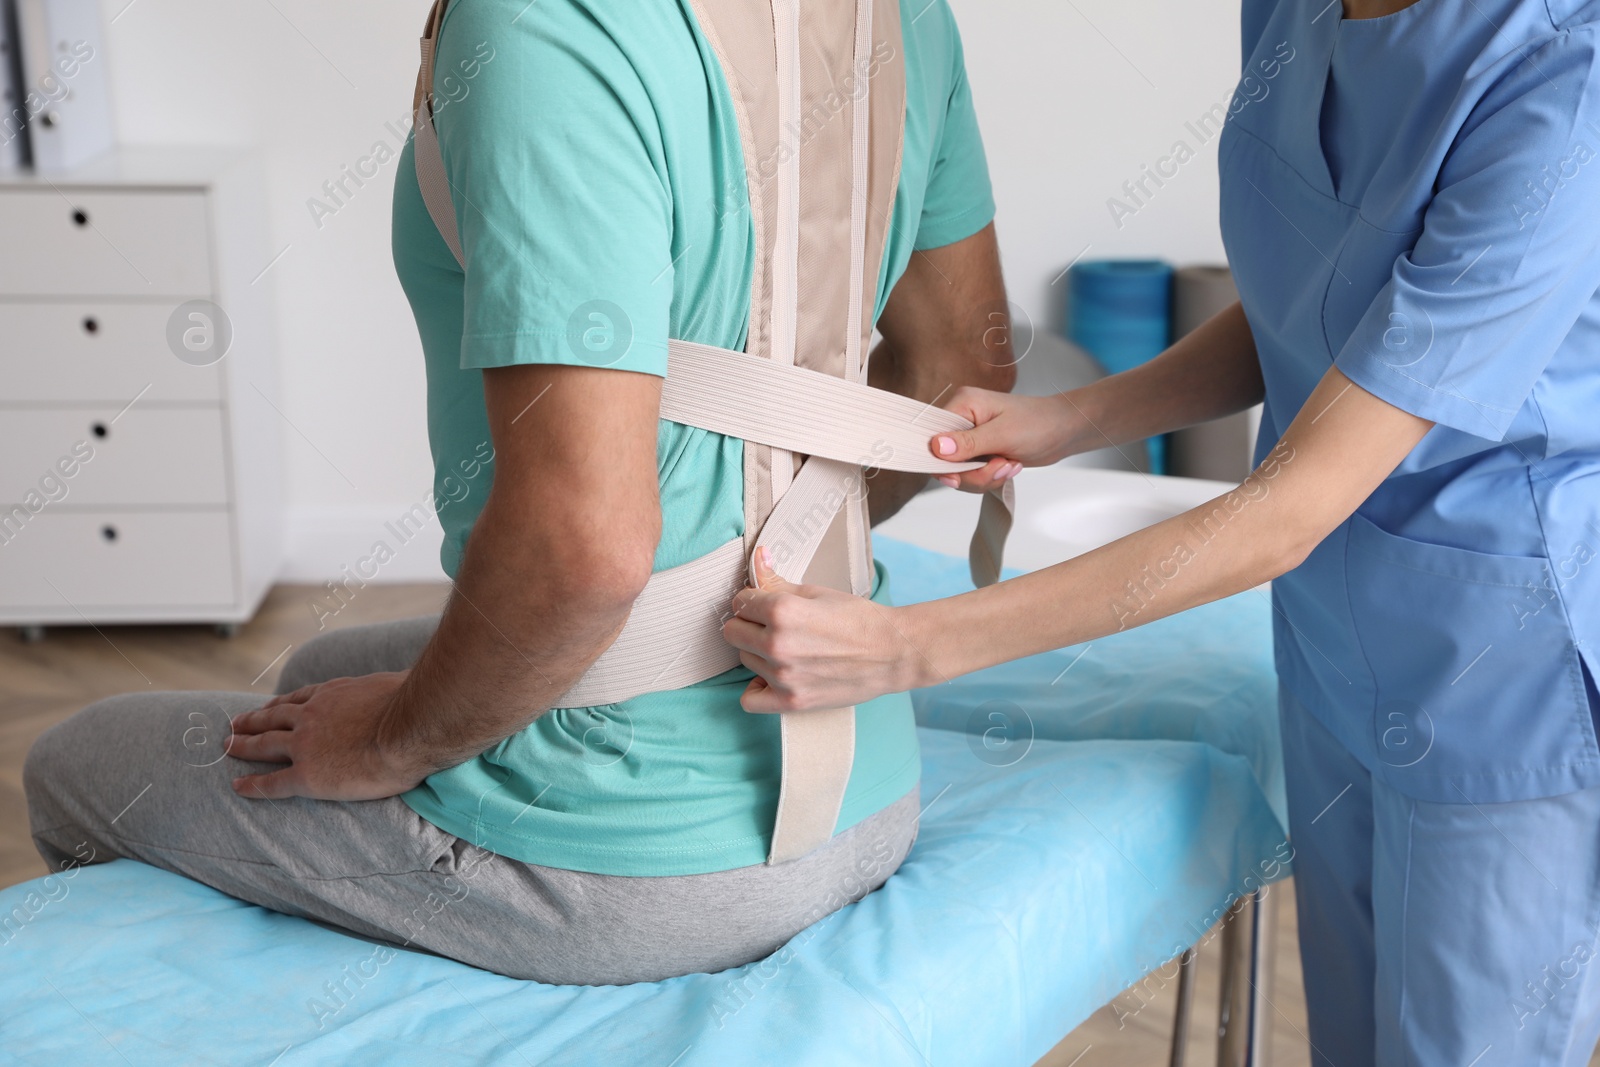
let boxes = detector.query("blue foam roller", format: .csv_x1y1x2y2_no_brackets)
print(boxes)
1066,259,1173,376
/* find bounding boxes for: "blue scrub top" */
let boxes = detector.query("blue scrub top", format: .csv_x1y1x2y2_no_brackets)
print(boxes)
1221,0,1600,803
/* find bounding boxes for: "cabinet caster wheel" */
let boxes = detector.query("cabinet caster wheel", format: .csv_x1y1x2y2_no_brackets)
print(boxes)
18,625,45,643
213,623,240,639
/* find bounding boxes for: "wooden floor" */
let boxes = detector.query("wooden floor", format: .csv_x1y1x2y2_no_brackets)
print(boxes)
0,582,1556,1066
1037,890,1312,1067
0,582,451,890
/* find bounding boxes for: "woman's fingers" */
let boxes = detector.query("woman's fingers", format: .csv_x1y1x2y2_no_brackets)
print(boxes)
223,728,295,764
929,387,1034,494
931,426,1000,465
730,547,819,626
740,674,788,714
750,546,782,589
722,612,769,652
726,586,811,649
729,549,808,711
727,545,905,713
938,457,1023,494
729,585,783,627
931,386,1014,462
737,649,796,713
737,648,780,710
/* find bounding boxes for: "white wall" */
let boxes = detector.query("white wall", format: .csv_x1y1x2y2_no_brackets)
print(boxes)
98,0,1241,582
947,0,1241,406
102,0,443,579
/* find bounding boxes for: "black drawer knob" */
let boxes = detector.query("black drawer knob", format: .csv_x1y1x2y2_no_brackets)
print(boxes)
71,208,88,227
101,525,117,543
82,316,99,335
90,422,107,439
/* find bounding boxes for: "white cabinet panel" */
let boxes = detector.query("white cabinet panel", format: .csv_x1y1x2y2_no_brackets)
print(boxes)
0,408,230,507
0,189,212,297
0,149,282,627
0,303,224,403
0,511,235,609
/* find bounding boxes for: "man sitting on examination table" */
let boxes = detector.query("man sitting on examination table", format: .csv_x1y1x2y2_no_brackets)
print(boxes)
22,0,1013,985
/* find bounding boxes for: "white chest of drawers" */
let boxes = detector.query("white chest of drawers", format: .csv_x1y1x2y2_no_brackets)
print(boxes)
0,147,283,633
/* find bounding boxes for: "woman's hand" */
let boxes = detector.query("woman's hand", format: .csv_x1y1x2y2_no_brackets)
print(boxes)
723,549,929,712
930,387,1079,492
224,672,436,801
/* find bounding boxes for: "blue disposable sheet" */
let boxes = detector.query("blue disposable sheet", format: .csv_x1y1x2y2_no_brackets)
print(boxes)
0,540,1288,1067
875,537,1288,829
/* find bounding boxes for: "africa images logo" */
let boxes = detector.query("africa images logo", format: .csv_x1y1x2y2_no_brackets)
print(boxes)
565,300,633,368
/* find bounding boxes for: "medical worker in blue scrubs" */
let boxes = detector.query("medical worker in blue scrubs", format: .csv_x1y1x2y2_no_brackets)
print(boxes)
725,0,1600,1061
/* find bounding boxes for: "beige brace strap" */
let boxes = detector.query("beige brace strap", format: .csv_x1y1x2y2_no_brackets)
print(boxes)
556,538,746,708
664,342,989,474
412,0,1013,864
414,9,463,266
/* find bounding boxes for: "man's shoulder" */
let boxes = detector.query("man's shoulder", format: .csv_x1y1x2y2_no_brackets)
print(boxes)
439,0,700,72
898,0,964,70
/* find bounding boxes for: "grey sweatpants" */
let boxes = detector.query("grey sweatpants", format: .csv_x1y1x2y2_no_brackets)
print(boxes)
22,615,919,985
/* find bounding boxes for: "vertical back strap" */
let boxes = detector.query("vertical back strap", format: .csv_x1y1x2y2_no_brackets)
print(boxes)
972,481,1015,589
755,455,861,865
414,0,466,268
769,707,857,864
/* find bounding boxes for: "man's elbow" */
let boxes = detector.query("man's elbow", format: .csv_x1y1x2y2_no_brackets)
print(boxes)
552,520,659,611
488,493,659,613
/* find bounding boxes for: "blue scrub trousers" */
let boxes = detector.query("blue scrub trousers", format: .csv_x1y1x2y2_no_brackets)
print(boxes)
1281,689,1600,1066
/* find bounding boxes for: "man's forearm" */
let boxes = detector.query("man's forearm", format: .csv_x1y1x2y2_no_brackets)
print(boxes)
376,493,652,775
863,225,1018,525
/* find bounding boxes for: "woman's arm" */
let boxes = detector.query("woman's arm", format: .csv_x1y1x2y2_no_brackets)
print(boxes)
725,365,1432,711
1065,300,1265,450
932,301,1264,492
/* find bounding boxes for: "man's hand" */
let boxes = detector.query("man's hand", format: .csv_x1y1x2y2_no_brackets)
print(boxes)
225,673,434,801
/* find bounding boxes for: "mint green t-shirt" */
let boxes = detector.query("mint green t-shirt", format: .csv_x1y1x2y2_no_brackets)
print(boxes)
391,0,994,875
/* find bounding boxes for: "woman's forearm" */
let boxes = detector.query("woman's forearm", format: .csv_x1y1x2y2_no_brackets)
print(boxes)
731,369,1432,716
1059,301,1264,456
901,367,1434,686
901,439,1297,682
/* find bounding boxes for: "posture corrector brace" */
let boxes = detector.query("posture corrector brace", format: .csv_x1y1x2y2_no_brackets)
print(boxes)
412,0,1014,864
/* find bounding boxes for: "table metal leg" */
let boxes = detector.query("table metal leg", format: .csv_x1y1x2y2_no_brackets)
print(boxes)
1252,887,1277,1063
1167,947,1197,1067
1217,889,1275,1067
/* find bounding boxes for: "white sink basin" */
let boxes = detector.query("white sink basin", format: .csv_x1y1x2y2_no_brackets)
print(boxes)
874,464,1236,574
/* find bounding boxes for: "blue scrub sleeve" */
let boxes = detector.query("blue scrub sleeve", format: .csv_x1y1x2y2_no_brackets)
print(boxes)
432,0,673,375
1238,0,1274,73
1333,30,1600,441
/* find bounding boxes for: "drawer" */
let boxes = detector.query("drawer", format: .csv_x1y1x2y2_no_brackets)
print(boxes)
0,189,212,297
0,303,224,403
0,408,230,507
0,510,235,609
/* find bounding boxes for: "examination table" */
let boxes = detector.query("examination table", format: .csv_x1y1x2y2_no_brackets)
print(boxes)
0,468,1289,1066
